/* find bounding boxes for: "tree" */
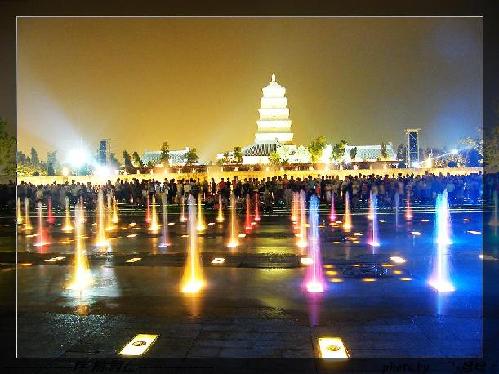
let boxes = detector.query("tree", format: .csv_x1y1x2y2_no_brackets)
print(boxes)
123,150,134,172
46,151,57,176
233,146,243,164
0,118,17,177
30,147,39,166
185,148,199,165
293,145,311,163
396,143,407,167
131,151,143,168
349,147,357,161
109,153,120,169
331,140,347,163
269,151,281,167
483,127,498,172
459,130,483,167
380,142,388,160
276,145,291,164
308,135,328,163
160,142,170,165
222,151,231,164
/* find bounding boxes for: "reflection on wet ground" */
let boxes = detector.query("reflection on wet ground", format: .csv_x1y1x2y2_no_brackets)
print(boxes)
6,205,488,357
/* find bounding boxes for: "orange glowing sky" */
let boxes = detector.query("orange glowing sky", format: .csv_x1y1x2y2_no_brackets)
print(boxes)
17,17,482,161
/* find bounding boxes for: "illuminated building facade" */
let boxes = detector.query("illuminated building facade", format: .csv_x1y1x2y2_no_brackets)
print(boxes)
141,147,191,166
405,128,421,167
254,73,293,144
241,74,295,164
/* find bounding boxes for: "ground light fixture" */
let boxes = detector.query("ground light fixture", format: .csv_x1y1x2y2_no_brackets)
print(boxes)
211,257,225,265
329,278,343,283
467,230,481,235
318,337,349,359
390,256,406,264
119,334,159,356
301,257,313,265
126,257,142,263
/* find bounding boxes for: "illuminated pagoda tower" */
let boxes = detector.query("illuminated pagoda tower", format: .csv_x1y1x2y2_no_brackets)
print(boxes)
255,73,293,144
241,74,295,163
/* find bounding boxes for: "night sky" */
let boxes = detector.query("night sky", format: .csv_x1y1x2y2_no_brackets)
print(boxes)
17,17,482,161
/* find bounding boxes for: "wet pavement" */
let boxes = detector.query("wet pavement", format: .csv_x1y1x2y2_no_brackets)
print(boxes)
7,205,487,358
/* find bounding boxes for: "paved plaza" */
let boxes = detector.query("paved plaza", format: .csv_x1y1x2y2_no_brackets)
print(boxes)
7,204,485,358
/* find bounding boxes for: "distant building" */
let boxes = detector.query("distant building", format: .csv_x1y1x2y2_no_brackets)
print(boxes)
98,139,110,165
405,128,421,167
141,147,191,166
343,144,397,163
216,73,296,165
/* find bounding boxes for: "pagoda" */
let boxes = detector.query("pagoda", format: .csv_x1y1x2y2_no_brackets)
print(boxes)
255,73,294,144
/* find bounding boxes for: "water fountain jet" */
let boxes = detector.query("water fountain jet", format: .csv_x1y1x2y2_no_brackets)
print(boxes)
226,191,239,248
95,189,109,248
216,194,225,223
159,192,171,248
24,198,34,232
428,190,455,293
343,192,352,232
149,195,160,232
180,195,205,293
329,193,336,223
254,192,261,222
296,190,308,248
368,192,380,248
244,194,253,231
196,193,206,232
47,196,55,225
62,197,74,232
34,202,48,248
304,195,325,293
67,203,92,295
17,197,23,225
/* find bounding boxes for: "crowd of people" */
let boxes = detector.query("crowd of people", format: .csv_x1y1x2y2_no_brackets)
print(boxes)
14,172,488,213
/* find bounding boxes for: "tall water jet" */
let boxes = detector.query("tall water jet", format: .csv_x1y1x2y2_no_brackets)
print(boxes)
254,192,261,222
435,190,452,246
159,192,171,248
216,193,225,223
196,193,206,231
106,193,114,231
16,197,23,225
47,196,55,225
180,195,205,293
112,196,119,224
95,189,109,248
343,192,352,232
67,202,92,295
296,190,308,248
329,193,336,223
291,192,298,223
405,191,413,221
394,192,400,228
179,195,187,223
24,198,32,231
145,193,151,224
429,190,455,293
149,195,160,232
367,190,375,220
226,191,239,248
304,195,325,293
62,196,74,232
34,202,47,248
368,193,380,248
244,194,253,231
